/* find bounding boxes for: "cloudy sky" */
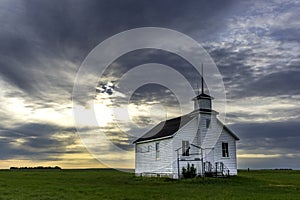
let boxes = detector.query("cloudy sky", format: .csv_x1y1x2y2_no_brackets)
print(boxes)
0,0,299,169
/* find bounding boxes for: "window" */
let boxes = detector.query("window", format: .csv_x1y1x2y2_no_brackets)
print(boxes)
182,141,190,156
222,142,229,157
206,119,211,128
155,142,160,160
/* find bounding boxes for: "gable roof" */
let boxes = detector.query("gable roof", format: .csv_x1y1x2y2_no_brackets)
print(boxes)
217,119,240,140
133,111,240,144
133,113,196,143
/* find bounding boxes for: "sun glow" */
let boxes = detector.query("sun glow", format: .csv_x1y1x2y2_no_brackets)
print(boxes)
94,101,114,127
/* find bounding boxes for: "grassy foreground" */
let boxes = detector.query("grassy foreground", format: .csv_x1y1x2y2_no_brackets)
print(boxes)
0,169,299,199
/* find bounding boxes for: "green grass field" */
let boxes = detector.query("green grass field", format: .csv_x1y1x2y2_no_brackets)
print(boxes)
0,169,299,199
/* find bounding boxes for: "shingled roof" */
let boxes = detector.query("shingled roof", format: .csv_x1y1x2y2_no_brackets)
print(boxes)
133,113,197,143
133,111,239,143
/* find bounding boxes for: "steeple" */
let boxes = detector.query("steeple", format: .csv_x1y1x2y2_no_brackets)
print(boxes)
201,63,204,94
192,64,214,111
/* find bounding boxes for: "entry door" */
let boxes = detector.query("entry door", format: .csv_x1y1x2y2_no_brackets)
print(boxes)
204,148,214,164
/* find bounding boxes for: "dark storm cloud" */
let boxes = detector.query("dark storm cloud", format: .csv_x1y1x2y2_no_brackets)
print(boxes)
102,49,201,81
207,44,300,98
0,123,74,138
26,0,233,51
270,27,300,43
118,82,182,108
132,116,154,127
243,70,300,97
0,123,79,160
23,0,236,46
202,0,300,101
1,0,298,102
228,106,300,124
238,156,300,169
97,49,201,115
208,46,255,86
0,0,238,117
268,5,300,43
230,121,300,153
0,142,33,160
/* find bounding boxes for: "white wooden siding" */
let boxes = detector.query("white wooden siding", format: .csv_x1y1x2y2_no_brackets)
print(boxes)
172,117,198,178
200,113,238,175
135,112,238,178
213,129,238,175
135,138,173,176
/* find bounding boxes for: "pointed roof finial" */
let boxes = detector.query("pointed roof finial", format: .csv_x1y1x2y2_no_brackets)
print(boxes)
201,63,204,94
196,83,200,95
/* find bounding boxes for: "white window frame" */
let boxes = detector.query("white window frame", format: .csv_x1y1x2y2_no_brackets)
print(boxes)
222,142,229,158
182,140,190,156
155,142,160,160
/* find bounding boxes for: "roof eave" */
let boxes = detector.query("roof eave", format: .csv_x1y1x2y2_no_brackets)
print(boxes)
133,135,174,144
216,119,240,140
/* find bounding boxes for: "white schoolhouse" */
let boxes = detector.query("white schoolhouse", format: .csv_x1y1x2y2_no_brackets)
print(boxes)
133,81,239,179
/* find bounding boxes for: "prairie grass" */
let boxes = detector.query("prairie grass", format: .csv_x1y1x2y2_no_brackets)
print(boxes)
0,169,299,199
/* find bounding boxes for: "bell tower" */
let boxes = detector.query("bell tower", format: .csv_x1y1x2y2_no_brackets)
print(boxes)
192,65,214,111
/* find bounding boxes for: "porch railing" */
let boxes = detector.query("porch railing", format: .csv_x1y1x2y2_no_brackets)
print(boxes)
204,161,230,177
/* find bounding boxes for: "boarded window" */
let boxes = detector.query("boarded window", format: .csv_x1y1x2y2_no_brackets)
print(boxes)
222,142,229,157
206,119,211,128
182,141,190,156
156,142,160,160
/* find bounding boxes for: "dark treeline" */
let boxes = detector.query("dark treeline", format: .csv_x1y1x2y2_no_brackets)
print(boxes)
10,166,61,170
261,168,293,170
